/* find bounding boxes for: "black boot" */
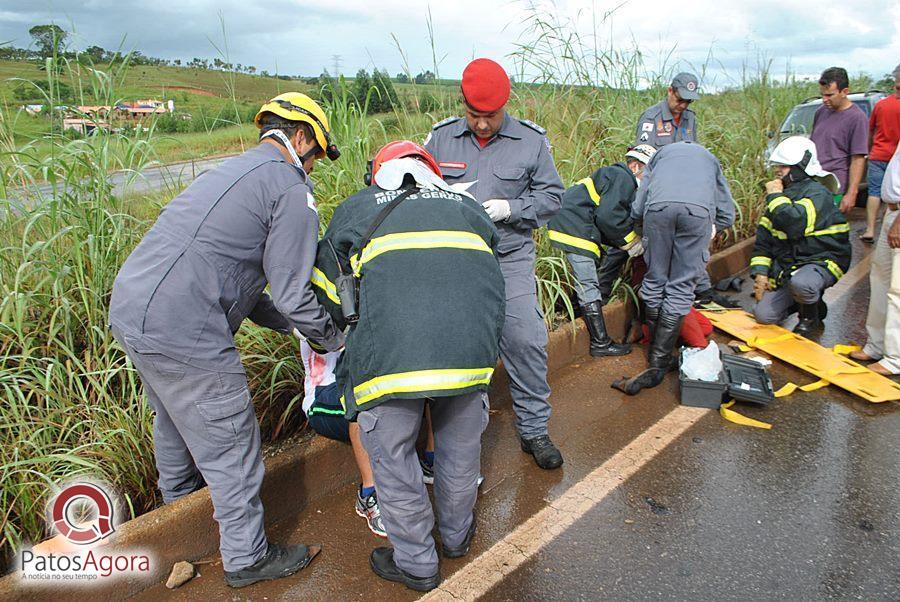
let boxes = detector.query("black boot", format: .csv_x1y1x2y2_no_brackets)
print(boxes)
583,301,631,357
520,435,564,469
645,304,660,344
224,543,320,588
694,287,740,308
370,547,441,592
794,302,823,337
612,312,685,396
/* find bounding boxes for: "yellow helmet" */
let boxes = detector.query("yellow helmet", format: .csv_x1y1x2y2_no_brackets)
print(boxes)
255,92,340,161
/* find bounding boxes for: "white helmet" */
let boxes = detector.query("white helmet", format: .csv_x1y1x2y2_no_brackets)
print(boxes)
769,136,840,193
625,144,657,165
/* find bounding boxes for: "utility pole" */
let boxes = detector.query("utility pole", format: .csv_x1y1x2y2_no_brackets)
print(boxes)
331,54,343,77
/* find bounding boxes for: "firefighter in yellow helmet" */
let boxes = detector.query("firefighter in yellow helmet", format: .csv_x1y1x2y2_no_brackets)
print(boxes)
109,92,342,588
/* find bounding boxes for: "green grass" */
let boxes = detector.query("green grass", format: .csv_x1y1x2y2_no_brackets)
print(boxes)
0,15,831,574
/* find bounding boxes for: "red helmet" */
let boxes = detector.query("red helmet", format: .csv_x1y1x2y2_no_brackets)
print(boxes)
366,140,442,185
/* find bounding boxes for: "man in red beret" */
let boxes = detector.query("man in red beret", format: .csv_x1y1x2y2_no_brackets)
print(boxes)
425,58,565,471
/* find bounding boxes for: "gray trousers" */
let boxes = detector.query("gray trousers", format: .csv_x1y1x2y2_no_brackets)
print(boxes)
500,294,551,438
357,392,487,578
112,328,267,572
753,264,836,324
641,203,712,316
566,252,602,306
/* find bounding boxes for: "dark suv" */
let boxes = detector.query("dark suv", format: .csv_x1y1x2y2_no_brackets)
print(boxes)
766,90,886,203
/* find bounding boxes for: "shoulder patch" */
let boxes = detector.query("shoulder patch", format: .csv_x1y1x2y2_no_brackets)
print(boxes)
517,118,546,135
432,116,461,130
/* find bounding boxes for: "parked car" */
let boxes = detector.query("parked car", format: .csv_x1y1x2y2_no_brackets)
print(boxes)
766,90,886,205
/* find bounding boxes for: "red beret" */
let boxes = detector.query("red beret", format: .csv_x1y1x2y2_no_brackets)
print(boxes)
461,58,510,112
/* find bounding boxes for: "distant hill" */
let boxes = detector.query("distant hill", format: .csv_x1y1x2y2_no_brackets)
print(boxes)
0,59,312,110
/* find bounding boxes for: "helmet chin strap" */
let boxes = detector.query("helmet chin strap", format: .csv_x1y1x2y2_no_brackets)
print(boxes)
261,129,304,168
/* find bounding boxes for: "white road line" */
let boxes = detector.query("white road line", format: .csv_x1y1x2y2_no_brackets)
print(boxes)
422,406,709,602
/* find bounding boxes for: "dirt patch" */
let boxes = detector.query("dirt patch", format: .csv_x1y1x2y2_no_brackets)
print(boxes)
166,85,218,97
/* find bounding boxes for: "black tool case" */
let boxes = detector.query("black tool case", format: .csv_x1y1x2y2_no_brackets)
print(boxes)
678,349,775,408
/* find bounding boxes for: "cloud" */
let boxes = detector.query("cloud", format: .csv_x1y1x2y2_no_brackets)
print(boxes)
0,0,897,83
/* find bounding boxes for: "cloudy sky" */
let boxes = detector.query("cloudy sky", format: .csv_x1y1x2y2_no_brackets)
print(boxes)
2,0,899,86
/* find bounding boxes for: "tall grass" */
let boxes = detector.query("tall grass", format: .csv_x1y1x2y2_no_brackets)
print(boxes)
0,10,819,572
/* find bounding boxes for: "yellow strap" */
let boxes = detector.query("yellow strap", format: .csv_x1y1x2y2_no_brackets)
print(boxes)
353,367,495,406
720,400,773,429
547,229,601,258
824,259,845,280
576,177,601,205
832,344,861,355
809,223,850,237
750,256,772,268
623,230,638,244
774,379,830,397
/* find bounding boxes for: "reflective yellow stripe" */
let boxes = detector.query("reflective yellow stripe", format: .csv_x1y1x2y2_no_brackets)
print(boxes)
759,217,787,240
809,223,850,237
797,198,817,235
825,259,844,280
354,367,495,406
750,256,772,268
766,196,791,213
576,177,601,205
547,229,601,258
311,267,340,305
623,230,638,244
350,230,492,275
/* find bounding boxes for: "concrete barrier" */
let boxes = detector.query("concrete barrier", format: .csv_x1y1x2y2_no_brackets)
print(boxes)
0,237,754,599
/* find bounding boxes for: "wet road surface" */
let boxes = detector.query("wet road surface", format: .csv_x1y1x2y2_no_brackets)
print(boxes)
135,213,899,600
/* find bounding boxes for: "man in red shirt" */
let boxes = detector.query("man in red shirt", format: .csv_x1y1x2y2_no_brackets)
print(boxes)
861,64,900,242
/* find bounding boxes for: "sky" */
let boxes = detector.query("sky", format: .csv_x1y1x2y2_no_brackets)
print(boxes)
2,0,899,87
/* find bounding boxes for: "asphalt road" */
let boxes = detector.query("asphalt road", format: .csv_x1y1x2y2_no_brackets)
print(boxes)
15,155,232,204
134,214,898,601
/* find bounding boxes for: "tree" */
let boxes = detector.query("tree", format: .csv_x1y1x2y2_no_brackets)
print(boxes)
353,68,373,110
371,69,399,113
414,70,436,85
83,45,106,63
396,72,409,83
29,24,67,58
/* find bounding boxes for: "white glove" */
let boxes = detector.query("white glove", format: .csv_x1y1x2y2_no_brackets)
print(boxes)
482,199,511,222
292,327,306,342
625,239,644,258
711,224,717,240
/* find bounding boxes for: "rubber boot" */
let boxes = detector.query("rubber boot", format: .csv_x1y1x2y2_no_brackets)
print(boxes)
582,301,631,357
793,301,823,337
596,248,628,304
645,304,660,344
612,312,685,396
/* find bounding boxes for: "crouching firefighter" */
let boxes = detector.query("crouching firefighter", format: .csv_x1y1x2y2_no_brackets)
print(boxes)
108,93,343,588
613,141,735,395
311,141,505,592
751,136,850,336
547,144,657,356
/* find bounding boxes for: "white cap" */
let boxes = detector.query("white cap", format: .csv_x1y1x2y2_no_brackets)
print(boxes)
625,144,657,165
769,136,840,193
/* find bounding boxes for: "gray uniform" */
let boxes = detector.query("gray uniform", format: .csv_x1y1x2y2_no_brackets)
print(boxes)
108,143,343,571
632,142,735,316
634,100,717,293
425,114,564,439
358,393,488,578
754,264,836,324
634,100,697,148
